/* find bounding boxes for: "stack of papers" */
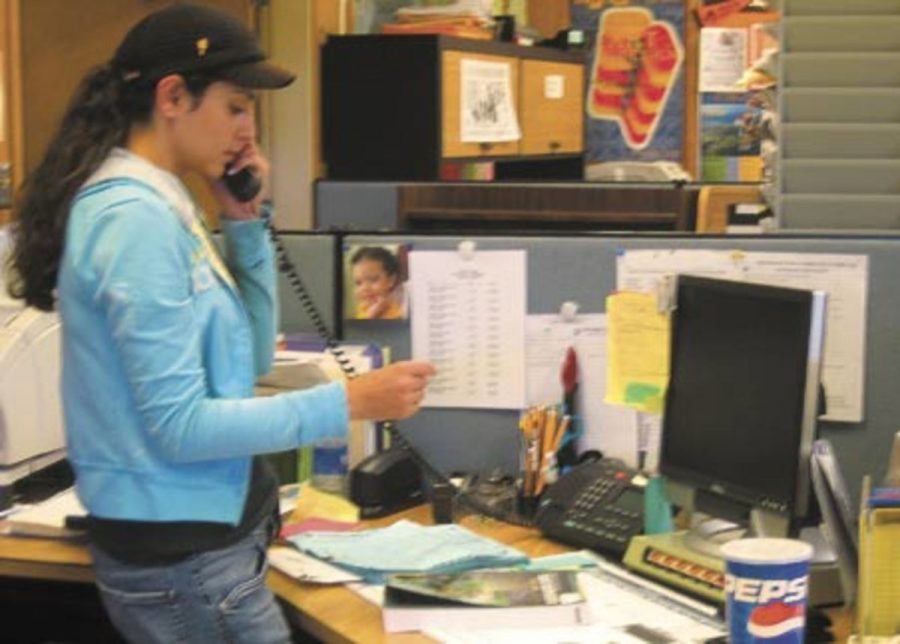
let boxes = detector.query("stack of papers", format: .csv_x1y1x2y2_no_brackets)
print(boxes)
395,0,491,19
287,520,528,584
0,487,86,539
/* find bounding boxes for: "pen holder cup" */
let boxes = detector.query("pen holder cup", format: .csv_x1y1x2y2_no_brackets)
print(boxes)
430,482,456,524
516,491,541,521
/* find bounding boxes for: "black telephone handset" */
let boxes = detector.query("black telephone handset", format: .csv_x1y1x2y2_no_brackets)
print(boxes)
534,458,645,558
222,166,262,203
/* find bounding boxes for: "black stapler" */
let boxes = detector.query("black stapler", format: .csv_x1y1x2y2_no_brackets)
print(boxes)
350,447,423,518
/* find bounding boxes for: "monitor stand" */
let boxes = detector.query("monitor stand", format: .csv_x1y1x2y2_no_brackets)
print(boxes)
683,508,790,559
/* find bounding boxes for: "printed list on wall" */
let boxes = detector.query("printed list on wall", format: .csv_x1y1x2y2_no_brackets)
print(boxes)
409,249,526,409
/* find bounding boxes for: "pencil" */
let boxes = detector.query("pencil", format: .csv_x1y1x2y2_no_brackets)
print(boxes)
535,407,558,495
552,415,571,454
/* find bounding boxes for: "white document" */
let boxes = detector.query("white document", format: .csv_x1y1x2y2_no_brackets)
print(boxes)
699,27,748,91
617,249,869,422
347,582,385,606
410,250,526,409
617,249,737,292
460,58,521,142
525,314,642,468
636,411,663,474
574,567,725,642
426,624,647,644
268,546,361,584
7,487,85,529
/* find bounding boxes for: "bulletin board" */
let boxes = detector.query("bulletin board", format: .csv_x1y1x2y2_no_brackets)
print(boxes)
696,0,779,182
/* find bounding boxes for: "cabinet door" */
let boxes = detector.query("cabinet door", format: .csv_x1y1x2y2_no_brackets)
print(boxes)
6,0,251,224
0,0,16,221
519,59,583,156
441,50,520,159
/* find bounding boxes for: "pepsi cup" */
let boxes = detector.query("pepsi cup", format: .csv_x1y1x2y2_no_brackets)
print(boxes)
721,538,813,643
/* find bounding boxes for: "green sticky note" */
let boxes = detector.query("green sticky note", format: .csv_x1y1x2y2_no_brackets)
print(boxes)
624,382,661,403
624,383,664,412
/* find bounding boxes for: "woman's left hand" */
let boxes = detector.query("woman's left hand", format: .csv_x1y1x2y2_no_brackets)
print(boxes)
211,143,271,220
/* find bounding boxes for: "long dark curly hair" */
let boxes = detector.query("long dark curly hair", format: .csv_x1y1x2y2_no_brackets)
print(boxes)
5,66,216,311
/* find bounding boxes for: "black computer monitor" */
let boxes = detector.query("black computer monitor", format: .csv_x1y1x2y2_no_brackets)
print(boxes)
659,274,826,545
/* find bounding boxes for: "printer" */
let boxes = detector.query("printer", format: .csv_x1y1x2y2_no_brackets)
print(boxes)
0,228,66,507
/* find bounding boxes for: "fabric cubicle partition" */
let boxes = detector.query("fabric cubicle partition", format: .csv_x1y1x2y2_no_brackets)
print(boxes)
332,232,900,515
213,231,340,337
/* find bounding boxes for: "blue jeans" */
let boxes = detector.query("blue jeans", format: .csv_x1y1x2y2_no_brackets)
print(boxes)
89,519,291,644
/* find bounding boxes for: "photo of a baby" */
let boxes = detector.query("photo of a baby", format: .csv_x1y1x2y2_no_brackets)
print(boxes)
345,244,408,320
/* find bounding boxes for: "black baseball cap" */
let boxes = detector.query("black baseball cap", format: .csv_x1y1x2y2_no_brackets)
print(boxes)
113,2,294,89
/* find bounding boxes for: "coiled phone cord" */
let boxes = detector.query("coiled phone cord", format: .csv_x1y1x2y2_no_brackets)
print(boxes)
264,221,533,528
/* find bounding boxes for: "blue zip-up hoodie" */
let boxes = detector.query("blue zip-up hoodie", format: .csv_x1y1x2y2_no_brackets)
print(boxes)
58,149,347,525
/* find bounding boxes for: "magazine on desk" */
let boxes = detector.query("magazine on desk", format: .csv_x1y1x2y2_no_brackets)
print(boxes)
382,569,591,633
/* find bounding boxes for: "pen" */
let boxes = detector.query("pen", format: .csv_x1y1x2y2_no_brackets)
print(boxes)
529,408,544,496
519,407,536,496
557,346,579,469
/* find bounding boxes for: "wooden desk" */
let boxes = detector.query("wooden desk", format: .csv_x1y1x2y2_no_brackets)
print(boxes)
0,533,92,582
0,506,855,643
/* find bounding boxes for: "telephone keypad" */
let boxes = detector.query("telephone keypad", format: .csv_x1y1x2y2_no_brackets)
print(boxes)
535,459,645,558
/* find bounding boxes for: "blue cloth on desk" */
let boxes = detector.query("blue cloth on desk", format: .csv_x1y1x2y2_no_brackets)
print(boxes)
287,520,529,583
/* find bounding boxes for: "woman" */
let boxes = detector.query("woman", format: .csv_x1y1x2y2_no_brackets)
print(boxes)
5,4,434,643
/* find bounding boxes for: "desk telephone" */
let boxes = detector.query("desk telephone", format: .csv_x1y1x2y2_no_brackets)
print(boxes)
534,458,645,557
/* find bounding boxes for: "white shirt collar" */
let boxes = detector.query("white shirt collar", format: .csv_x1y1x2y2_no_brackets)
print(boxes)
83,148,200,230
81,148,237,290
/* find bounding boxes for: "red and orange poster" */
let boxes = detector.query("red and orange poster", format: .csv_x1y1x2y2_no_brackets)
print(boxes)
572,0,686,163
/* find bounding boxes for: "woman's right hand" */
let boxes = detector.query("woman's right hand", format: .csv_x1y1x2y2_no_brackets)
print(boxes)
346,361,436,421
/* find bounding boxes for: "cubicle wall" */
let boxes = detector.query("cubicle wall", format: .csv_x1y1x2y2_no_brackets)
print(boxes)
273,233,340,336
309,232,900,513
315,181,401,230
215,232,340,336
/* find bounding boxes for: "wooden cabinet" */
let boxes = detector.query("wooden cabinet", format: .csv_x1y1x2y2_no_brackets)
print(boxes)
321,35,584,181
439,50,521,160
0,0,251,225
519,59,583,156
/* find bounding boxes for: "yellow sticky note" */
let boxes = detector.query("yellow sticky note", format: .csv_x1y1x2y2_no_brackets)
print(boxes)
606,291,670,413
